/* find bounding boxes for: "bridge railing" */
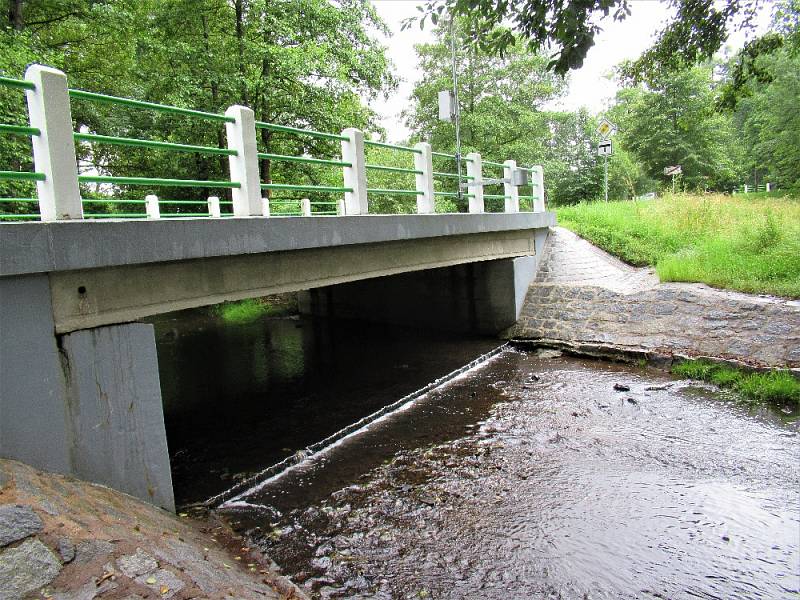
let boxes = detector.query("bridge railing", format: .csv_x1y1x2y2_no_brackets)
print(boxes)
0,64,546,222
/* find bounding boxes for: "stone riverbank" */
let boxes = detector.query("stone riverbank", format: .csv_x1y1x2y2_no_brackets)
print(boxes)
0,459,307,600
511,227,800,369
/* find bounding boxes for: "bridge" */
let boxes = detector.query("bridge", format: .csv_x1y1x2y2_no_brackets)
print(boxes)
0,65,555,512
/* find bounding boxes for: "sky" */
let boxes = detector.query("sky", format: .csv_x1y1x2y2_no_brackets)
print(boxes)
368,0,773,141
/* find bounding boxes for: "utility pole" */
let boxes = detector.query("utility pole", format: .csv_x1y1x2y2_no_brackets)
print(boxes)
449,15,463,203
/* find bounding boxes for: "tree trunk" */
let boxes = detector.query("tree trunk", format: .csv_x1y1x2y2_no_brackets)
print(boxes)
8,0,23,30
234,0,248,105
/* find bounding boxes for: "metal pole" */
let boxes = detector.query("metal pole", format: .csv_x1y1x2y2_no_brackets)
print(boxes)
450,15,463,204
603,154,608,202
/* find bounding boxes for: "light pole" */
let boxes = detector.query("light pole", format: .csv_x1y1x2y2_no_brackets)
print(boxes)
449,15,463,204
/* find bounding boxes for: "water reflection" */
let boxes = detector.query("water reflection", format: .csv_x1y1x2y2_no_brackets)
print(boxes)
149,307,498,506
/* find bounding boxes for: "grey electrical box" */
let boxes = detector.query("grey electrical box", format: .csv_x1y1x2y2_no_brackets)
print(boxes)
512,168,529,186
438,90,453,122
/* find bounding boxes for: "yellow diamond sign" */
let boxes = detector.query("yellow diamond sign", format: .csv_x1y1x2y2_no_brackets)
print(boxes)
596,118,617,139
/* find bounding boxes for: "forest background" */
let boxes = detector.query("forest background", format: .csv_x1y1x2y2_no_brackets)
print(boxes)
1,0,798,214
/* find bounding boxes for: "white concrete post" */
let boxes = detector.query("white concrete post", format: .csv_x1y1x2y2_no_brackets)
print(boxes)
336,199,345,216
24,65,82,221
145,194,160,219
208,195,221,218
224,105,262,217
301,198,311,217
503,159,519,213
532,165,545,212
341,128,368,215
466,152,483,213
413,142,435,214
261,197,271,217
766,182,771,192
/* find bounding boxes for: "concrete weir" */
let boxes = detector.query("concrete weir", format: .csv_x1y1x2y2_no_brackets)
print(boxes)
0,213,553,510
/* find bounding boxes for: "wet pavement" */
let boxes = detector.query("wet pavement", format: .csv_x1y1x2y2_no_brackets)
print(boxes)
222,349,800,599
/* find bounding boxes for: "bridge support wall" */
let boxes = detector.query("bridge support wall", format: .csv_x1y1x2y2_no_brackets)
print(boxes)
0,274,174,511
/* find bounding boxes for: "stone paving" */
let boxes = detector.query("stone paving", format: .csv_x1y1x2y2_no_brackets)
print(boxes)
511,227,800,369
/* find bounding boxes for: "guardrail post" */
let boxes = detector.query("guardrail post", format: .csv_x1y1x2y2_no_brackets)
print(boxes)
413,142,435,214
224,105,262,217
744,184,749,193
337,199,345,216
145,194,160,219
532,165,545,212
261,197,270,217
301,198,311,217
24,65,82,221
341,128,368,215
208,195,221,218
766,182,771,192
466,152,483,213
503,159,519,213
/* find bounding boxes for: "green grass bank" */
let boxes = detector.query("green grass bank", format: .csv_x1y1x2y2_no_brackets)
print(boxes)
672,359,800,408
556,193,800,298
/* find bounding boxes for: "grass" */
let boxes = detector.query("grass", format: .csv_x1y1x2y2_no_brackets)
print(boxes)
671,359,800,407
556,193,800,298
214,298,293,324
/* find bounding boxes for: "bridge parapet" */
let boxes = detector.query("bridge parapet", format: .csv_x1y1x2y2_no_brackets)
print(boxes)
0,65,546,223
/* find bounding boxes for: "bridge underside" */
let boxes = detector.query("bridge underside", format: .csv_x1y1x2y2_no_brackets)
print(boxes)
0,213,553,511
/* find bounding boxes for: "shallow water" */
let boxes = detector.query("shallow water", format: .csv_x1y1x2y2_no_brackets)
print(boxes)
223,349,800,599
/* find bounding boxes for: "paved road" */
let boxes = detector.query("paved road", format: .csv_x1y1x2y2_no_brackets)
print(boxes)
513,227,800,368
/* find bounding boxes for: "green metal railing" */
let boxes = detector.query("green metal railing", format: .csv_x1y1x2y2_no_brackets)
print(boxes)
255,121,347,141
0,77,42,217
69,89,234,123
363,140,421,154
258,152,350,168
74,133,236,156
2,69,543,222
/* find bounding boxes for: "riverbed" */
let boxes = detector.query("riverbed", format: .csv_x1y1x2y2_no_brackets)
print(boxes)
221,347,799,599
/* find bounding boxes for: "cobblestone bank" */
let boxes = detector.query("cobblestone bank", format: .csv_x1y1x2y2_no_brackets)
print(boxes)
0,459,307,600
511,228,800,368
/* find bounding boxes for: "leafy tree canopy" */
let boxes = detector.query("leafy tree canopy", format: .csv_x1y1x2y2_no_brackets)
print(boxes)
409,0,766,79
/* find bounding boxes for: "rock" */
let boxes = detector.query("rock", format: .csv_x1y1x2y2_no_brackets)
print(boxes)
134,568,185,599
645,384,673,391
73,539,114,566
613,383,630,391
58,537,75,563
0,504,44,547
626,397,638,405
0,537,61,600
117,547,158,578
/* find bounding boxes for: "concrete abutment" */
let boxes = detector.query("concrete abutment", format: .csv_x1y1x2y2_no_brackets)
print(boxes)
1,275,174,511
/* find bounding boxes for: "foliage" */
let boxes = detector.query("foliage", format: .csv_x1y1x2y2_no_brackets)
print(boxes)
0,0,395,211
409,0,763,78
671,359,800,406
213,298,291,324
556,193,800,297
610,65,742,191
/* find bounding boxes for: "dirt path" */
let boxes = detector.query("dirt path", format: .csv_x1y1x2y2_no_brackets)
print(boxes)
512,227,800,368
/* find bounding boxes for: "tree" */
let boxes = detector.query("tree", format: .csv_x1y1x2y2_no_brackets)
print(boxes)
409,0,765,79
0,0,395,211
610,66,742,191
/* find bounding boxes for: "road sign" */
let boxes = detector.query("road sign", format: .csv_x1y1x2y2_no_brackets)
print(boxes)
664,165,682,176
438,90,453,122
596,118,617,139
598,140,613,156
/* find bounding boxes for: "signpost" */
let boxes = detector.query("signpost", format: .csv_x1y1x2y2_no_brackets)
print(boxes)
664,165,682,194
596,118,617,202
